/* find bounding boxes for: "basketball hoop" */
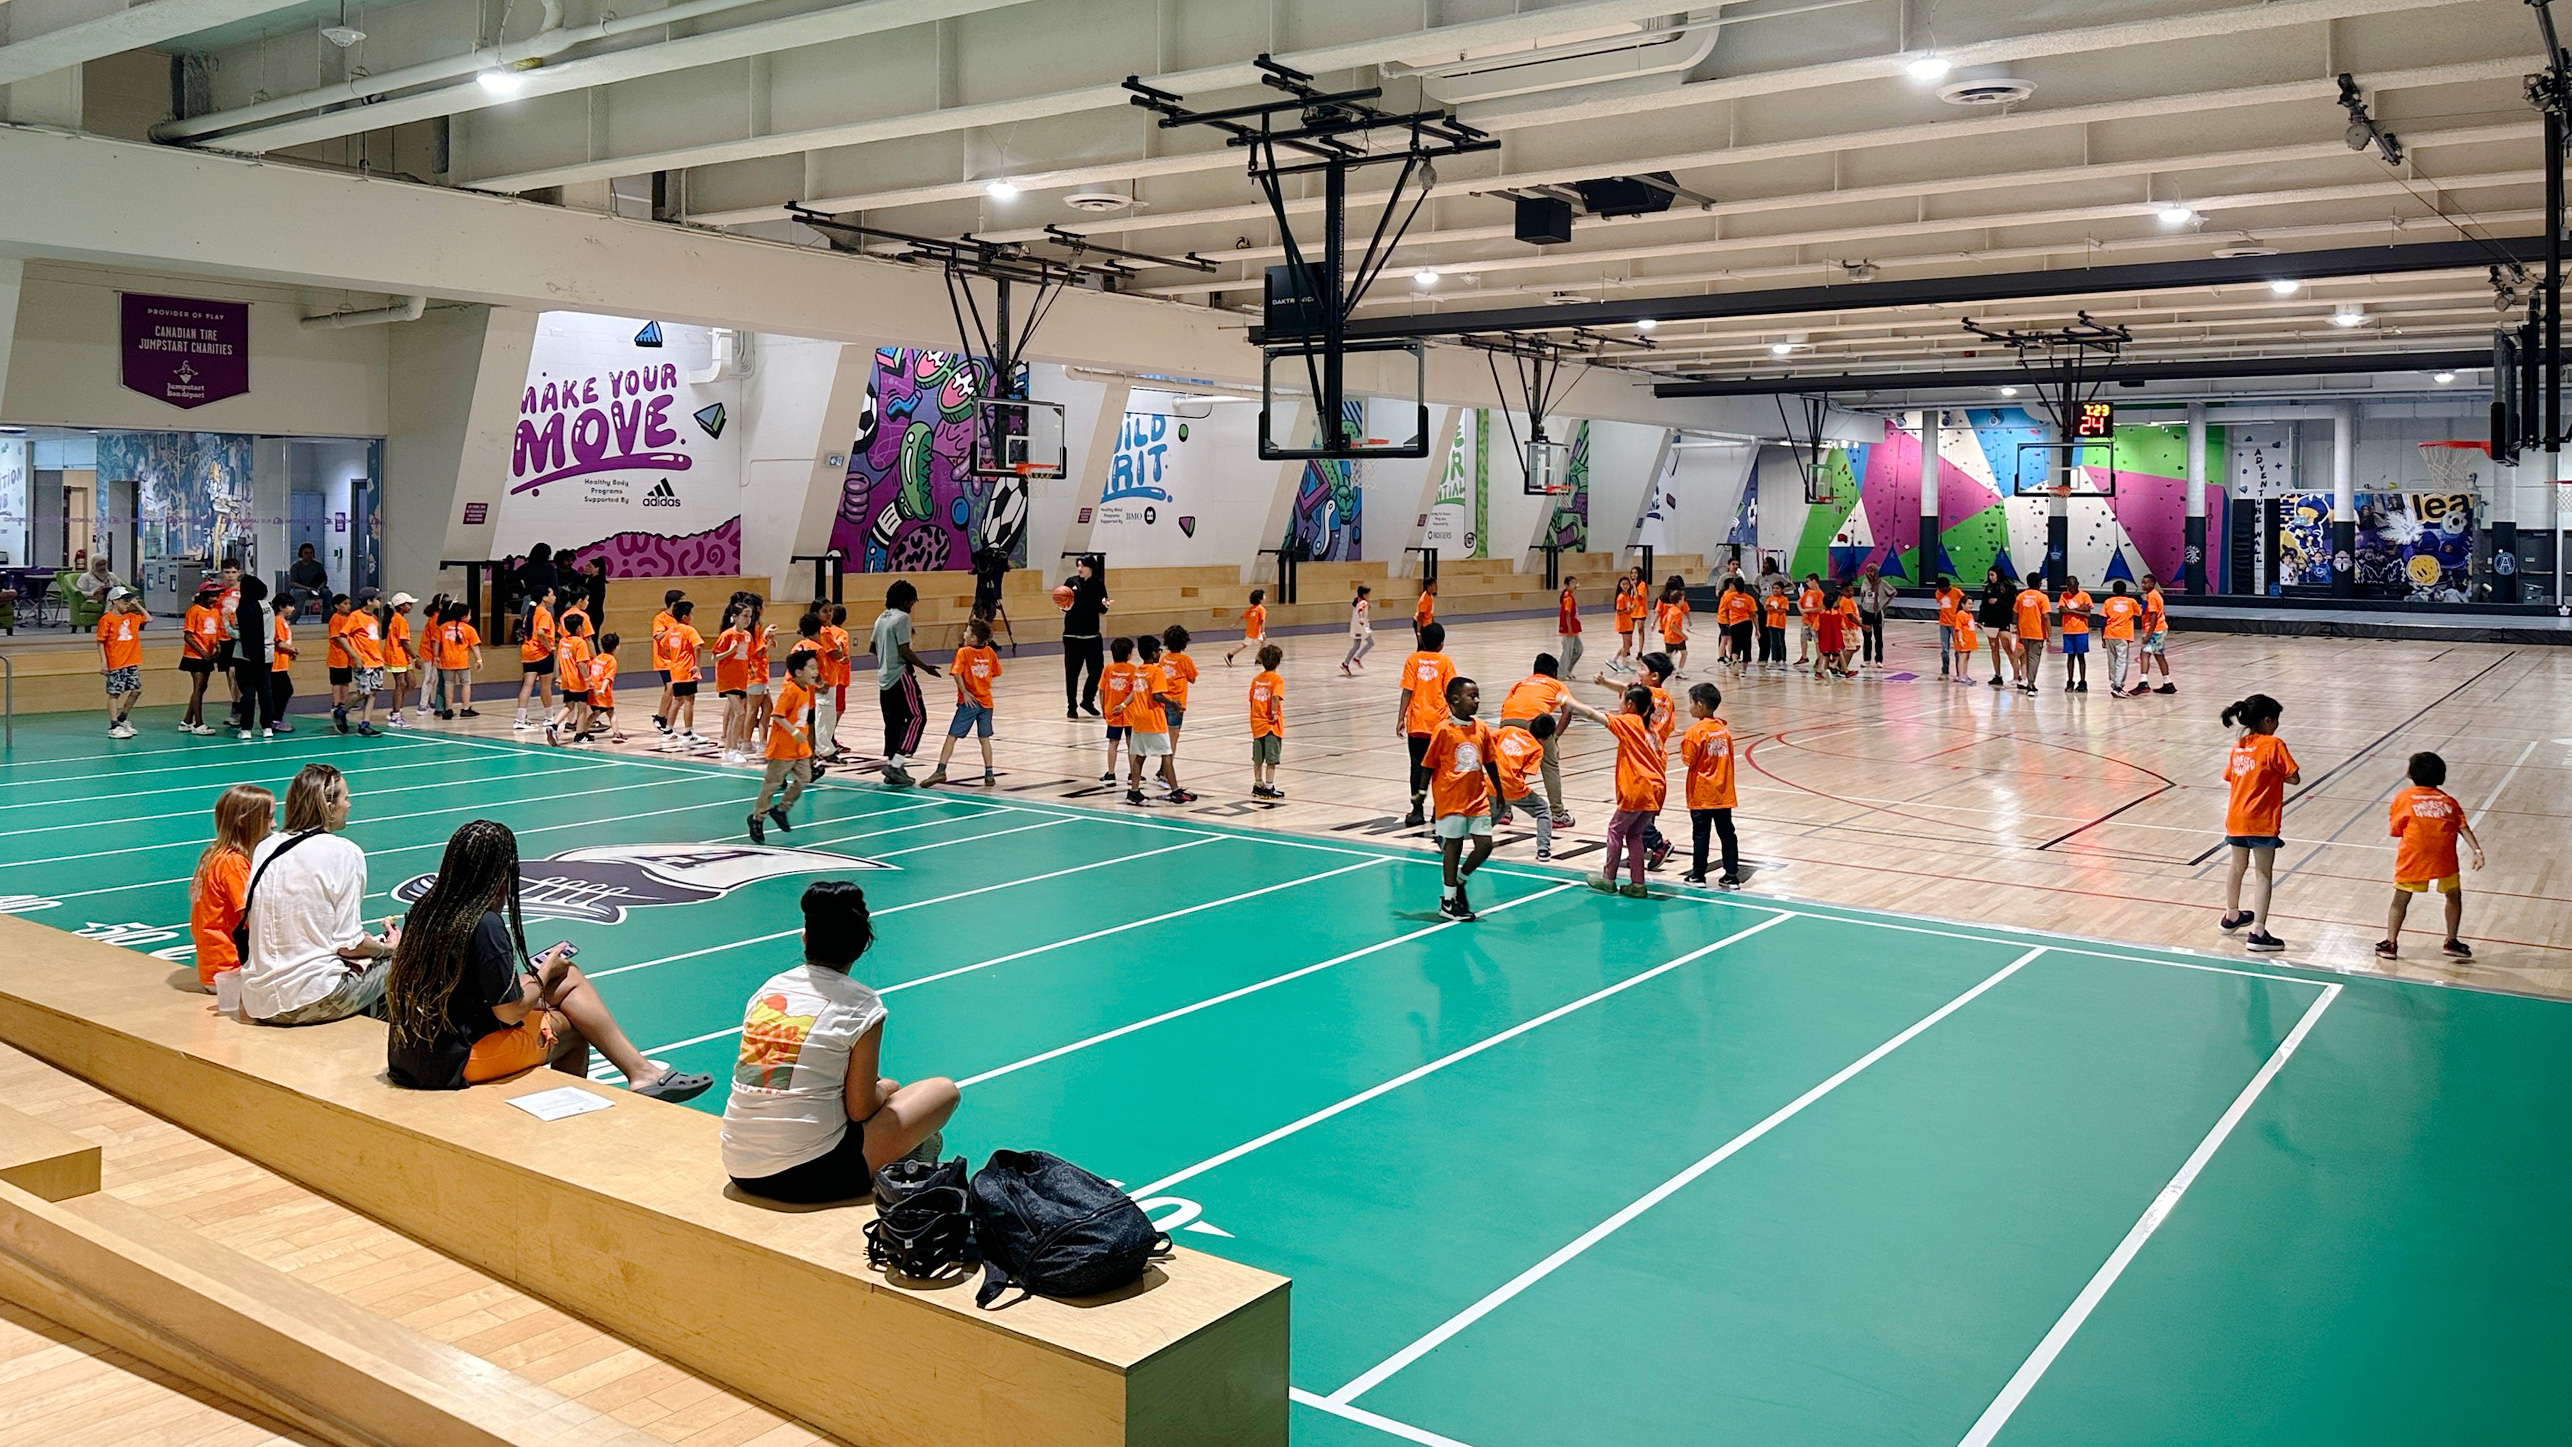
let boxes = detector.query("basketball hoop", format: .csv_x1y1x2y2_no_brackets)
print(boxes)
2419,440,2489,493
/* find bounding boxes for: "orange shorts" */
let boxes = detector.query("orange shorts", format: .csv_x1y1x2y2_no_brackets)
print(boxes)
463,1012,559,1083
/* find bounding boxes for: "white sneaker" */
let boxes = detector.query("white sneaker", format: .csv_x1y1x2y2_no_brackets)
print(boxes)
177,721,196,733
721,748,746,764
512,719,535,731
262,727,276,739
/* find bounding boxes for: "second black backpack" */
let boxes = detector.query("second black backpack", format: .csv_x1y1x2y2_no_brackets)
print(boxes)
864,1156,977,1281
967,1150,1170,1309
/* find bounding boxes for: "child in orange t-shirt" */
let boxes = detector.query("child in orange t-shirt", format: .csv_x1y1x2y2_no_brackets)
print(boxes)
2055,576,2095,693
1932,575,1967,682
586,633,623,743
1122,634,1175,806
2218,693,2301,953
548,611,595,747
713,600,756,762
189,784,275,991
1678,683,1741,888
340,601,387,736
815,604,854,761
2379,751,2485,961
925,618,1003,788
747,647,821,844
1714,580,1755,675
1411,580,1437,650
1421,675,1501,920
1591,683,1667,898
1760,581,1791,672
656,600,707,750
2099,579,2142,695
1099,635,1141,784
1613,569,1646,668
1395,622,1459,828
181,583,224,734
1795,574,1826,666
95,588,148,738
1156,625,1199,803
1225,589,1268,666
435,602,482,720
1656,578,1693,675
383,594,416,728
1248,644,1287,800
649,588,685,735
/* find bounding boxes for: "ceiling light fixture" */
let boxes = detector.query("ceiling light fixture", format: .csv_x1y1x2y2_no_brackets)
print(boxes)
1906,54,1952,81
1413,268,1440,287
1633,317,1657,331
1999,385,2020,397
320,24,365,47
1770,341,1798,356
984,179,1021,200
2157,204,2199,227
2330,305,2366,328
2269,278,2303,295
476,68,528,97
2434,371,2458,384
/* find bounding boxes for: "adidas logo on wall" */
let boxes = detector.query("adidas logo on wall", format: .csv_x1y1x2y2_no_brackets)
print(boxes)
643,478,681,507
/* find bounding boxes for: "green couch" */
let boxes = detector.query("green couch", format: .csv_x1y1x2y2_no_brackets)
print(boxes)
55,571,105,629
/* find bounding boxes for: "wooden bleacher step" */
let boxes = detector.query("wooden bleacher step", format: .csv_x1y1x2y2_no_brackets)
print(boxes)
0,1173,675,1447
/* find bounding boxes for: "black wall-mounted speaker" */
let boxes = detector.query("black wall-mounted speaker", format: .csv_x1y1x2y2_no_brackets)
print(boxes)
1515,196,1574,246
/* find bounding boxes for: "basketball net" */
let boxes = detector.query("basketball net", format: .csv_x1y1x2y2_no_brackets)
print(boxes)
2419,440,2488,493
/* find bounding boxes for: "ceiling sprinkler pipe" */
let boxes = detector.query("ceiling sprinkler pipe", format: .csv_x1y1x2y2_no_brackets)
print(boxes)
153,0,763,142
300,295,428,330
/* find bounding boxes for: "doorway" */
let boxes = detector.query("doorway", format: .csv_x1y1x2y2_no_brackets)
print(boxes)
62,471,94,569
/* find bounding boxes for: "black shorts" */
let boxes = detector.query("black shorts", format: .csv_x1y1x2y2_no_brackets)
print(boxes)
720,689,747,699
658,669,674,685
524,657,556,676
673,680,699,698
214,640,236,668
328,666,354,686
730,1120,874,1205
179,656,215,675
561,690,591,705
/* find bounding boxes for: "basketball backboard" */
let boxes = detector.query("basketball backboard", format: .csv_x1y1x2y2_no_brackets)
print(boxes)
971,398,1068,480
2010,440,2117,497
1261,339,1429,460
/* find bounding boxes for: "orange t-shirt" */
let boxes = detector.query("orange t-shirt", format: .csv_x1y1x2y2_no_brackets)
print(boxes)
2143,587,2167,632
1500,673,1568,722
2388,784,2463,884
1762,594,1790,630
1412,592,1435,628
1715,591,1754,627
556,633,592,685
587,651,618,708
714,627,752,694
520,605,556,664
1645,685,1676,744
1603,711,1667,813
1798,584,1824,620
1162,651,1198,710
435,622,473,671
1129,662,1172,734
1614,583,1644,630
95,611,145,671
665,624,704,683
819,625,853,688
325,611,354,670
952,644,1001,707
2101,594,2141,641
2014,589,2051,640
1421,716,1494,820
2222,732,2298,838
650,610,678,667
747,625,772,686
271,616,295,672
385,612,412,669
344,612,386,668
1681,716,1738,811
1491,725,1545,802
765,680,815,760
1242,604,1267,639
2057,590,2093,635
1935,587,1965,628
1953,616,1980,654
183,603,223,661
1836,596,1860,623
1101,660,1141,726
1399,651,1458,735
189,847,252,987
1249,670,1284,738
1658,599,1691,642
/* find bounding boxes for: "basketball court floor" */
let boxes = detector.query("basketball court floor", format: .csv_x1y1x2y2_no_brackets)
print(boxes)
3,613,2566,1446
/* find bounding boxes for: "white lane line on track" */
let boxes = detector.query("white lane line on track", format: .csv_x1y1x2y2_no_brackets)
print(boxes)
1133,911,1796,1203
2,760,626,835
957,882,1581,1090
609,857,1396,1065
583,834,1223,980
1955,980,2341,1447
1290,1390,1477,1447
1328,942,2045,1408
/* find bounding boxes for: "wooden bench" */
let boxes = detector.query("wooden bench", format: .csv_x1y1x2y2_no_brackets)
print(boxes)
0,1100,100,1201
0,916,1289,1447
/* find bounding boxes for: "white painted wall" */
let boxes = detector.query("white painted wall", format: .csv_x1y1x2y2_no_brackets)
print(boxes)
739,333,845,588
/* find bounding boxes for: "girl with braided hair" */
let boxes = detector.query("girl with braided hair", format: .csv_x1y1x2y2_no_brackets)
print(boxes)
383,819,710,1100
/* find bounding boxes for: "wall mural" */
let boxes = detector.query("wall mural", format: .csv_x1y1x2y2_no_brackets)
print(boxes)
831,347,1028,573
100,431,256,565
1425,409,1487,557
1787,408,2226,588
1291,400,1366,560
2279,491,2476,598
500,313,744,576
0,439,26,566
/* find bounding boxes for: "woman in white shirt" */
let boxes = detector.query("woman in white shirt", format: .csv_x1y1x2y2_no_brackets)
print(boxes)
242,764,399,1026
723,881,959,1204
1339,583,1375,676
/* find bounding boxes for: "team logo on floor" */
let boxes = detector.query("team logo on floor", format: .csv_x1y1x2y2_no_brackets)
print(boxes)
393,843,890,925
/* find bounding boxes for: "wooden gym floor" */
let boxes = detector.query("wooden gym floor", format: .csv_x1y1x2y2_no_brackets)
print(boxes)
1,613,2567,1444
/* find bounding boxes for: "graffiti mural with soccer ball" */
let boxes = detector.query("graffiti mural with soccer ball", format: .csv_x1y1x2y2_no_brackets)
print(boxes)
831,347,1030,573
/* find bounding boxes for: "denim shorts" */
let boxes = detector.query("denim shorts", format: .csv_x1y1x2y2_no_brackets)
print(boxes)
948,701,994,738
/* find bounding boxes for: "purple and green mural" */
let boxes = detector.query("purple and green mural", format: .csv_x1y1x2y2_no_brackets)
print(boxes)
1291,401,1365,560
1789,407,2226,587
1544,421,1592,552
830,348,1031,573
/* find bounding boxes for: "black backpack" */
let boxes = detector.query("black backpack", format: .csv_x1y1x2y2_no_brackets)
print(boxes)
863,1156,978,1281
968,1150,1170,1309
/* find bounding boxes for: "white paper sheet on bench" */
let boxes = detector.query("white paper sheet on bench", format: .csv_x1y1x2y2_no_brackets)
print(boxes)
506,1086,616,1122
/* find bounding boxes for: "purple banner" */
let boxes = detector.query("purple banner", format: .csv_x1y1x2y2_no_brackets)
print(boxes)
121,293,249,410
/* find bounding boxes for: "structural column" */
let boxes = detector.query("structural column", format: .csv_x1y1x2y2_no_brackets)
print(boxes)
2042,418,2068,590
1916,409,1940,581
2486,448,2518,603
2330,402,2357,598
2183,402,2209,593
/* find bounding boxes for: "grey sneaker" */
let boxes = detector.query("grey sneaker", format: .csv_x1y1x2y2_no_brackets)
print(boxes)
881,762,916,789
902,1130,945,1167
